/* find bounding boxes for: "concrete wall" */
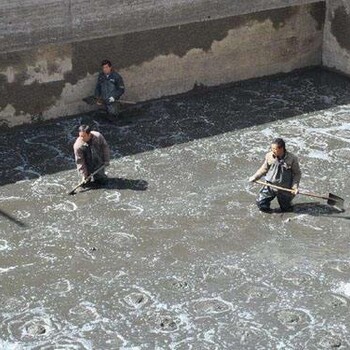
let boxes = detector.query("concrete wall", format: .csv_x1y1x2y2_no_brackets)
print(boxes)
323,0,350,75
0,0,323,53
0,1,325,127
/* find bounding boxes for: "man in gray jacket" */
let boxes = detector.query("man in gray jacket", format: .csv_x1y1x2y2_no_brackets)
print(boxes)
94,59,125,118
73,125,110,185
249,138,301,212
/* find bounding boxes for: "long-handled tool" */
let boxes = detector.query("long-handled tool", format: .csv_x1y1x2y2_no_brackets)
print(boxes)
254,180,344,211
68,165,105,195
83,96,136,105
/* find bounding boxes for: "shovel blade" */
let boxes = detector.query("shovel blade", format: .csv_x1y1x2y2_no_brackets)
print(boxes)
327,193,344,211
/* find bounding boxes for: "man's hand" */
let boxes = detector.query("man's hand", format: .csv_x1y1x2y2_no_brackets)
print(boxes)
291,185,299,195
248,176,256,182
108,96,115,103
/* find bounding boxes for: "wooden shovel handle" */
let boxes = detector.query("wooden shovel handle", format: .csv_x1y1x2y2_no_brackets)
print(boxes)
254,180,331,201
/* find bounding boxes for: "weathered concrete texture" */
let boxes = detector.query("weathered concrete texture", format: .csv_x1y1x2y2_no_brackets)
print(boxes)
0,0,323,53
0,3,325,127
323,0,350,75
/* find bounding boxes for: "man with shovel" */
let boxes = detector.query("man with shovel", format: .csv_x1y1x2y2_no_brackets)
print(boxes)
249,138,301,213
94,59,125,119
73,125,110,187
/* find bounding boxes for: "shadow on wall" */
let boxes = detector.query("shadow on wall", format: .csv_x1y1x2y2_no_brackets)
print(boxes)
1,67,350,187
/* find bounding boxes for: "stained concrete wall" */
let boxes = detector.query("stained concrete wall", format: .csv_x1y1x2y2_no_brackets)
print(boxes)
323,0,350,75
0,1,325,127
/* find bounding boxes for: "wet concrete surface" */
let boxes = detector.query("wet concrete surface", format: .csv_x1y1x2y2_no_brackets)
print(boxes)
1,67,350,349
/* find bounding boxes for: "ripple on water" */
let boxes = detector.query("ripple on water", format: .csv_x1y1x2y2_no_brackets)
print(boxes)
217,322,273,349
122,291,149,309
5,308,58,343
158,277,193,293
274,309,312,330
323,260,350,276
0,239,10,251
107,231,138,247
31,181,66,197
305,330,347,349
192,297,233,315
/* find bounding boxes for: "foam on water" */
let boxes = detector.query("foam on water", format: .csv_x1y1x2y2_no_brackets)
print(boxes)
1,69,350,348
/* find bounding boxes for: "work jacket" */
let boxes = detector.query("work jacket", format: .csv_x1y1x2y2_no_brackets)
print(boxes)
73,131,110,178
95,71,125,102
252,150,301,188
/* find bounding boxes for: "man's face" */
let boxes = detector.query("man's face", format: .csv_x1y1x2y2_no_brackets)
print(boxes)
271,143,284,158
102,64,112,75
79,131,91,143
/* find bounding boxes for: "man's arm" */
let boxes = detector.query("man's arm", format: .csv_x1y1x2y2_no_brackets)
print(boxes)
291,156,301,189
94,73,102,98
98,134,110,166
249,155,270,182
74,146,89,179
113,73,125,100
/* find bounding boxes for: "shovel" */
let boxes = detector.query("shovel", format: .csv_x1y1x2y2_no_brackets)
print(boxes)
68,165,105,195
254,180,344,211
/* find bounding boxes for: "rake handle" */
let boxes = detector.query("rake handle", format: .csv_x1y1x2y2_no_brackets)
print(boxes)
68,164,105,195
254,180,331,201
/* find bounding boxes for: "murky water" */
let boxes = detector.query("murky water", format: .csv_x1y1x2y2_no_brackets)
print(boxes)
1,68,350,349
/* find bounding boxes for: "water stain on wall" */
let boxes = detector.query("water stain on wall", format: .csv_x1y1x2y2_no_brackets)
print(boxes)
331,5,350,51
0,3,325,122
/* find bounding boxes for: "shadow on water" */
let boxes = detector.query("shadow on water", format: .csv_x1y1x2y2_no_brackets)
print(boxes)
286,202,348,219
1,67,350,186
71,178,148,194
0,208,28,228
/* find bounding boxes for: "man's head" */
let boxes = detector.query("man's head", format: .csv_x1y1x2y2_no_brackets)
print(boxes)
101,59,112,75
271,138,286,158
78,124,92,142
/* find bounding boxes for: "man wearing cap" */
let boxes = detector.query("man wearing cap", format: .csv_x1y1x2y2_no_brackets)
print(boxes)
73,125,110,186
249,138,301,212
94,59,125,118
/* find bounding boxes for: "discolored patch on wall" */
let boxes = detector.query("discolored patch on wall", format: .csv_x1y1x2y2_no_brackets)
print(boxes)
0,45,72,117
331,5,350,51
309,1,326,31
67,3,313,82
0,2,325,124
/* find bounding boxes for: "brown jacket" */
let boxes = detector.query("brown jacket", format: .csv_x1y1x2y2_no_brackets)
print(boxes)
73,131,110,178
252,150,301,188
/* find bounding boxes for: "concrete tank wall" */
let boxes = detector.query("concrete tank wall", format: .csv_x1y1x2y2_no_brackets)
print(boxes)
0,1,325,127
0,0,323,53
323,0,350,75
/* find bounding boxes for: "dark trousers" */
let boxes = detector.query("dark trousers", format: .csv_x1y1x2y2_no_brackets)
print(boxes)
256,185,294,212
105,102,120,117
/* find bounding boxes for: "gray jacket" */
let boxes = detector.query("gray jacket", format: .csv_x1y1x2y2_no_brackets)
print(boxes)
73,131,110,178
252,150,301,188
94,71,125,102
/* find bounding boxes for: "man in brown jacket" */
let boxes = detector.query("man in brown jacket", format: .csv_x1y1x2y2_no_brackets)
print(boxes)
249,138,301,212
73,125,110,185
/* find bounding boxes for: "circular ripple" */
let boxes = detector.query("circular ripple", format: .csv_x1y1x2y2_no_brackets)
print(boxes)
323,293,349,309
304,330,347,349
5,310,58,342
31,181,66,196
123,292,149,309
108,231,138,247
0,296,28,313
0,239,10,251
323,261,350,275
217,322,273,349
158,277,192,292
275,309,311,329
193,298,232,315
147,313,181,333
